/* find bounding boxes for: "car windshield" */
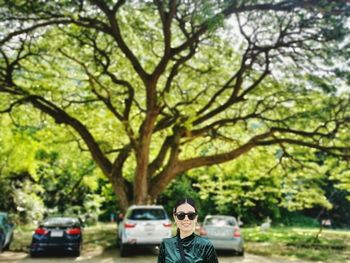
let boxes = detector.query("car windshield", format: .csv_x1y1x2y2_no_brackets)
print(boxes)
205,217,237,227
42,217,79,227
128,209,167,220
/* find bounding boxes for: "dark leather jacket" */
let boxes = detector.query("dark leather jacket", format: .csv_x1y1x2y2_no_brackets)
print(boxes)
157,233,219,263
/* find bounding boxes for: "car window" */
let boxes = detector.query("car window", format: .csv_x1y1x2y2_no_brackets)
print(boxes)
205,217,237,227
127,209,167,220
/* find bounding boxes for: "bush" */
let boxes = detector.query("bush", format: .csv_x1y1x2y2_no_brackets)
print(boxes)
278,211,319,227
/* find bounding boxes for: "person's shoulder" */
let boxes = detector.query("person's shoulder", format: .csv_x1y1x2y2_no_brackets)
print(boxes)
162,236,177,245
193,233,208,241
193,234,213,246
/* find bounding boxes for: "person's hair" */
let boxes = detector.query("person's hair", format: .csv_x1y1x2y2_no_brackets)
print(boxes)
173,198,197,214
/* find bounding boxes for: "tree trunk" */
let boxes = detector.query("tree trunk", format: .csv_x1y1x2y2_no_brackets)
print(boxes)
134,157,150,205
110,176,130,211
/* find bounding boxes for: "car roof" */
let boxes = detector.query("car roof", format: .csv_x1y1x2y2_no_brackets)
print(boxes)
204,215,237,219
127,205,166,211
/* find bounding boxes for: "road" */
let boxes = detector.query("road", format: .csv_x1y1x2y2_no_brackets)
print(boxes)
0,248,316,263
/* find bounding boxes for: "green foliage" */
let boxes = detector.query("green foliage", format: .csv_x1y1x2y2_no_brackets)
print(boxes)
98,181,121,222
189,147,333,220
277,210,320,227
0,0,349,217
0,112,107,223
12,180,46,224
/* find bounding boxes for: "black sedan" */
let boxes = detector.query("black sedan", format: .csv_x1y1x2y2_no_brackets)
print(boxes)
30,217,83,257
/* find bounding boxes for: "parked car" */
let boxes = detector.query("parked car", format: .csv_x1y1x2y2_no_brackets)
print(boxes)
118,205,172,257
199,215,244,256
0,212,14,253
30,216,83,257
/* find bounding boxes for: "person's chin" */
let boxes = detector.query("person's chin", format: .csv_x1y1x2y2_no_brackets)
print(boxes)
180,225,193,230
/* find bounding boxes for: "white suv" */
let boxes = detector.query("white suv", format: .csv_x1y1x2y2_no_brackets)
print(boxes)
117,205,172,257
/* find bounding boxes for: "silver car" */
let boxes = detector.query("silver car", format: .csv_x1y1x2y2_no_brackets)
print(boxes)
200,215,244,256
117,205,172,257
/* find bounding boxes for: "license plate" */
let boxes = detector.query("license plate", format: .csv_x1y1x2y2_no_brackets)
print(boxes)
51,230,63,237
212,232,226,237
144,225,155,231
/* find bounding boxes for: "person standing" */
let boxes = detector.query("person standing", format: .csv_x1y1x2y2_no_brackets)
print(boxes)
157,198,218,263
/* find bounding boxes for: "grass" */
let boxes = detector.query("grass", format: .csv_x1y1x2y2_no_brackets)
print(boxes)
8,223,350,262
242,226,350,262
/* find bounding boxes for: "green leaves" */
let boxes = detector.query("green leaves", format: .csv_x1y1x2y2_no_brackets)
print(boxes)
1,0,350,211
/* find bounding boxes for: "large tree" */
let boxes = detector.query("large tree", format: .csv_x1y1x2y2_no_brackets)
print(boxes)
1,0,349,210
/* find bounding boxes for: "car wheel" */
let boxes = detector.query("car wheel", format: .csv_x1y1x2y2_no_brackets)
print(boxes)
72,250,80,257
30,251,38,257
72,242,82,257
236,248,244,256
0,238,4,253
116,235,121,246
3,233,13,251
120,243,129,257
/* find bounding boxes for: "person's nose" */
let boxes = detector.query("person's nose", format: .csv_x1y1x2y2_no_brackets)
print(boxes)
184,215,191,220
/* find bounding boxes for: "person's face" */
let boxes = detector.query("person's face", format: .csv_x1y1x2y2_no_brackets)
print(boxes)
174,203,197,234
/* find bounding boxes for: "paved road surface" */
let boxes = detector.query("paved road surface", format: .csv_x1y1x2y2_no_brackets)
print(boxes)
0,248,317,263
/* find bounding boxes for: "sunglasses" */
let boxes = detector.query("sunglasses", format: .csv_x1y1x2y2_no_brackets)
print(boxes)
174,212,197,220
